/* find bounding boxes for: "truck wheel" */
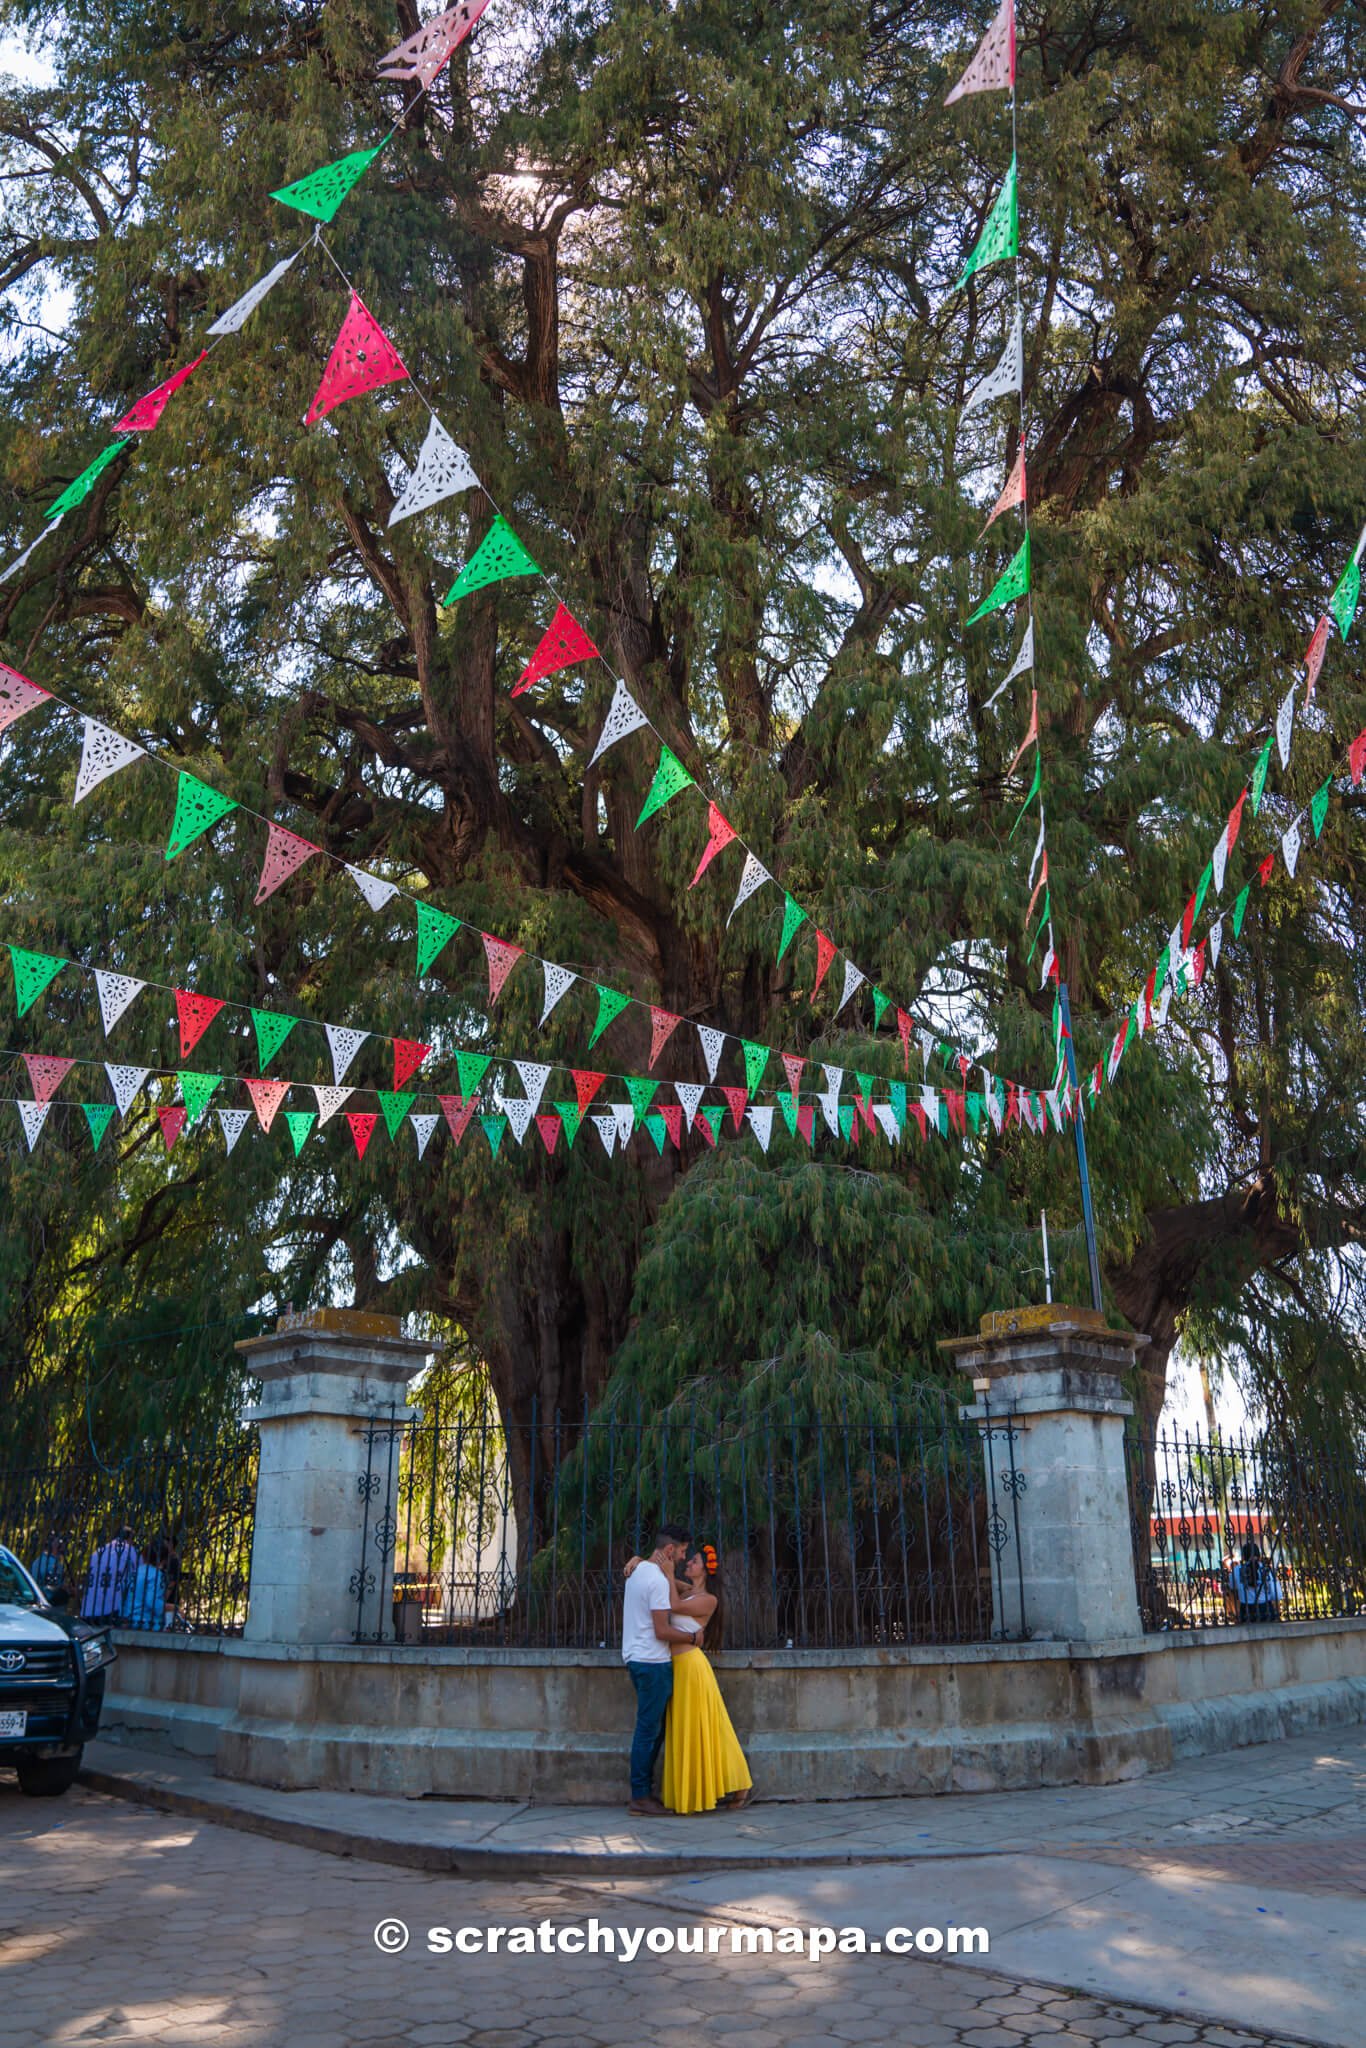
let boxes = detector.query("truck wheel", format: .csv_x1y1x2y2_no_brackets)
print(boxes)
16,1749,83,1797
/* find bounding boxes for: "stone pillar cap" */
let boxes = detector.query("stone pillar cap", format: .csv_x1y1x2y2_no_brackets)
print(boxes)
236,1307,438,1386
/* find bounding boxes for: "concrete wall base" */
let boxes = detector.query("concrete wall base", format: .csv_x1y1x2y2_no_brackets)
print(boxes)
98,1616,1366,1804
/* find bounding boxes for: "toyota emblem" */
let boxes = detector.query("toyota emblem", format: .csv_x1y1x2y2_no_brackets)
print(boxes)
0,1649,26,1672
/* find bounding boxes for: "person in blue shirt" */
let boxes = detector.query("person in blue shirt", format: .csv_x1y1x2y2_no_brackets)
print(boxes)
120,1539,168,1631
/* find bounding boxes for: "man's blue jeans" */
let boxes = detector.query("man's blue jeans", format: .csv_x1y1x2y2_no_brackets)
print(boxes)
626,1659,674,1800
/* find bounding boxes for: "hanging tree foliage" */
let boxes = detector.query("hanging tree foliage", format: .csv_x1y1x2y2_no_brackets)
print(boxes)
0,0,1364,1464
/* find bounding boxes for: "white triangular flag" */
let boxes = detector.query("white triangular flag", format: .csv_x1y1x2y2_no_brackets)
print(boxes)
539,961,576,1026
987,1083,1004,1133
325,1026,368,1084
218,1108,251,1154
984,618,1034,710
961,309,1022,420
920,1084,939,1126
1281,818,1301,878
746,1105,774,1153
208,252,299,336
589,679,649,766
1039,940,1055,991
611,1102,635,1148
696,1025,726,1082
1209,919,1223,972
945,0,1015,104
675,1082,704,1131
346,865,400,912
1276,686,1296,772
917,1028,935,1067
105,1063,150,1117
726,852,770,924
817,1086,841,1136
73,719,145,805
513,1060,552,1115
18,1099,50,1150
1027,811,1046,891
313,1084,353,1124
388,414,479,526
0,530,46,587
1211,822,1229,897
874,1103,900,1144
1154,976,1173,1028
835,960,866,1015
1045,1089,1064,1132
503,1097,535,1145
591,1111,617,1155
412,1111,439,1159
822,1063,844,1095
95,970,145,1037
1168,922,1184,980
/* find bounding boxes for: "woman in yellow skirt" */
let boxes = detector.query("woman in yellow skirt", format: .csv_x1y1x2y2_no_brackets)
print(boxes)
628,1543,753,1815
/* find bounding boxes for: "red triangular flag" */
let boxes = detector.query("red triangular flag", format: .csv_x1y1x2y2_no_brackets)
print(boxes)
946,1090,966,1134
659,1105,684,1148
22,1054,75,1104
438,1094,479,1144
896,1010,912,1071
482,934,524,1003
1192,939,1207,986
535,1112,561,1155
572,1069,605,1114
781,1052,804,1096
116,351,209,432
254,822,320,904
857,1092,877,1135
1226,788,1247,857
696,1112,718,1149
910,1104,928,1140
690,802,738,887
175,989,225,1058
305,292,409,426
981,439,1026,535
1025,848,1049,927
649,1007,682,1069
720,1085,748,1132
796,1104,815,1145
510,602,600,698
392,1038,431,1090
245,1078,289,1132
812,932,837,997
1143,966,1156,1031
1007,689,1039,776
346,1111,378,1159
1258,852,1276,886
1351,729,1366,787
157,1105,187,1153
1006,1081,1020,1126
1304,615,1331,704
1180,890,1199,949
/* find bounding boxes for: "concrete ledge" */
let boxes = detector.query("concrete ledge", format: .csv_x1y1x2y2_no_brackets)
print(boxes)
97,1615,1366,1804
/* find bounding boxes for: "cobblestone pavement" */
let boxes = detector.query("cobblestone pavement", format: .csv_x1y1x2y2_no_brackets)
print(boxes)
0,1786,1319,2048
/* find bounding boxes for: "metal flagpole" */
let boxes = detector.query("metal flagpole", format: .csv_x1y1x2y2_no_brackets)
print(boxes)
1057,982,1103,1313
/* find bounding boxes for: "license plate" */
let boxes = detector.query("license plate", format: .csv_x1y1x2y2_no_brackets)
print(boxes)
0,1711,27,1738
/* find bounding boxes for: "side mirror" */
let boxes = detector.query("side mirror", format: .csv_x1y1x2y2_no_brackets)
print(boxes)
48,1587,70,1609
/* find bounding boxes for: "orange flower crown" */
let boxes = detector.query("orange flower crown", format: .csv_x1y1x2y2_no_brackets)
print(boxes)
701,1543,719,1573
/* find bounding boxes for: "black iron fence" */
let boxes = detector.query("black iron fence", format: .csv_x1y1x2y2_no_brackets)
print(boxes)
0,1428,258,1636
1125,1420,1366,1631
352,1387,1028,1650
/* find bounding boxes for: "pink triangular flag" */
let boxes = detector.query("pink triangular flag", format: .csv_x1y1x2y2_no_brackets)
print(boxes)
157,1105,187,1153
659,1105,684,1149
22,1054,75,1104
0,663,52,737
254,822,320,904
438,1093,480,1143
511,603,601,698
945,0,1015,105
649,1007,682,1069
720,1086,748,1132
482,934,524,1002
1304,614,1330,705
981,441,1026,536
305,292,409,426
1007,689,1039,776
782,1052,804,1096
690,802,738,887
245,1078,290,1132
115,351,209,432
376,0,493,88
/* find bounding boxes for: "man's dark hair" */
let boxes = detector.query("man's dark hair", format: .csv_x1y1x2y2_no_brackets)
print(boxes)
654,1523,690,1548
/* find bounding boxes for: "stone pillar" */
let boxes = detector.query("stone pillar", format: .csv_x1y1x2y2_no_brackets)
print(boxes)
237,1309,436,1646
942,1307,1147,1644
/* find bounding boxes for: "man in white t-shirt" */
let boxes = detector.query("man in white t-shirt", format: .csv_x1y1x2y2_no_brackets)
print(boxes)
622,1522,695,1815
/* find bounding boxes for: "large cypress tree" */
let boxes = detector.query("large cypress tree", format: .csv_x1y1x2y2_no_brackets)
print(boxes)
0,2,1362,1463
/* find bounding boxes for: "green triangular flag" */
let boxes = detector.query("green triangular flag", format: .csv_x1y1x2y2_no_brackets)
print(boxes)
889,1081,907,1128
1154,952,1168,997
252,1008,297,1070
854,1071,873,1101
480,1112,507,1158
270,139,390,224
83,1102,116,1150
1251,735,1274,814
456,1051,491,1099
1008,752,1043,839
965,1091,983,1132
284,1110,315,1156
1192,858,1213,926
967,535,1030,626
552,1101,582,1148
1232,883,1252,938
415,901,461,978
180,1071,223,1125
45,440,134,522
442,516,540,604
9,945,67,1018
741,1040,769,1092
779,1090,799,1137
1330,557,1361,641
871,989,891,1031
700,1105,725,1142
625,1075,658,1121
378,1089,415,1138
838,1102,855,1142
1312,776,1332,840
589,985,631,1049
937,1097,949,1137
777,893,806,961
636,744,695,827
644,1111,667,1155
953,156,1018,291
165,771,237,861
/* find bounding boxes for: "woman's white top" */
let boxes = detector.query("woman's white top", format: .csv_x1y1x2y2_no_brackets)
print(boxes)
671,1612,703,1635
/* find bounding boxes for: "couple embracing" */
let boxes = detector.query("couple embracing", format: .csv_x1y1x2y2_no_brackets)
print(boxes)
621,1522,753,1816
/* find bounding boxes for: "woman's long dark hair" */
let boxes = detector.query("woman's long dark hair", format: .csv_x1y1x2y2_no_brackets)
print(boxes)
679,1542,724,1651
